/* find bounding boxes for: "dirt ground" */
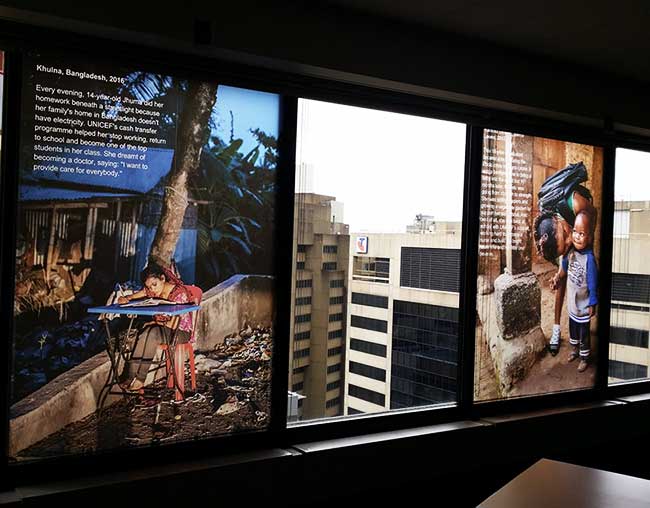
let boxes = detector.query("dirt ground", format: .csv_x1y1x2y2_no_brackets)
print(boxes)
15,326,272,460
475,264,596,401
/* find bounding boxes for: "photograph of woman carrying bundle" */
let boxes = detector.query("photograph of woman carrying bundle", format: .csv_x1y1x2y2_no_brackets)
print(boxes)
474,129,602,402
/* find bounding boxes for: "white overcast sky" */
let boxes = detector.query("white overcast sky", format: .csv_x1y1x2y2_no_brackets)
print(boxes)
615,148,650,201
296,98,466,233
295,101,650,233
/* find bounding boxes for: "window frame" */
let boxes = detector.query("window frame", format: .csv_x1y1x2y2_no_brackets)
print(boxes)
460,125,616,418
604,140,650,398
0,24,300,481
1,13,650,486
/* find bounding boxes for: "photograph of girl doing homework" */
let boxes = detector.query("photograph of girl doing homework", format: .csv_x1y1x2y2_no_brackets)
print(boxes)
118,263,195,392
10,51,280,461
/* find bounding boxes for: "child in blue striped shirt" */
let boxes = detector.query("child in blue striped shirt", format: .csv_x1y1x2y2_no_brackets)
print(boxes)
550,211,597,372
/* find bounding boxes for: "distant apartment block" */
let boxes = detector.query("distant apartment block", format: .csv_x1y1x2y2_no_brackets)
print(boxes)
609,200,650,383
290,193,350,420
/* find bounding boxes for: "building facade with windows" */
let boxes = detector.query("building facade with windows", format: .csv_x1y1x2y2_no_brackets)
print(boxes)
289,193,350,420
344,227,462,415
609,200,650,382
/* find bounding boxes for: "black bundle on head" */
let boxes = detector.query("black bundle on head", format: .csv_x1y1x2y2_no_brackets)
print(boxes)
533,212,558,262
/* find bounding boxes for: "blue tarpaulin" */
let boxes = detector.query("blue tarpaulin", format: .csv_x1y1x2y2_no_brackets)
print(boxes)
19,185,137,202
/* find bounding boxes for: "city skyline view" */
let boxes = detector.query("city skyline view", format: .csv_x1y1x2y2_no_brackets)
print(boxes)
616,148,650,201
296,98,466,232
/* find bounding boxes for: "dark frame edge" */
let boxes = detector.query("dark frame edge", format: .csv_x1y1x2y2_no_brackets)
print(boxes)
1,49,22,491
603,138,650,399
465,126,612,418
458,125,482,416
4,46,295,487
268,94,298,443
595,141,616,395
0,9,648,488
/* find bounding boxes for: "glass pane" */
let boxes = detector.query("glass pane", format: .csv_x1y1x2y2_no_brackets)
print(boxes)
608,148,650,385
10,50,280,461
289,98,466,423
474,129,603,401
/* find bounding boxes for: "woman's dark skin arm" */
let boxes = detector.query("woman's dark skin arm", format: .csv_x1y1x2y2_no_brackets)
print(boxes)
551,265,567,323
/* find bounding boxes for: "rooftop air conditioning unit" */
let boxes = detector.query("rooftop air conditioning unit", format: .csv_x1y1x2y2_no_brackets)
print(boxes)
287,391,306,422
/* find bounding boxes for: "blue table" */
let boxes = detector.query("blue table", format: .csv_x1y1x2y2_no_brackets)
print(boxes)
88,303,200,408
88,303,200,317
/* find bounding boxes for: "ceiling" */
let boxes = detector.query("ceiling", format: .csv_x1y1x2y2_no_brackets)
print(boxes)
326,0,650,83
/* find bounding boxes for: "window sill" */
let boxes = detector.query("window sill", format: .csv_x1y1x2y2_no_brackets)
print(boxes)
2,396,648,505
292,419,484,453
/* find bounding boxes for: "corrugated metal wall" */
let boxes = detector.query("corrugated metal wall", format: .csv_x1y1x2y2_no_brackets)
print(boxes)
24,210,49,265
22,201,197,284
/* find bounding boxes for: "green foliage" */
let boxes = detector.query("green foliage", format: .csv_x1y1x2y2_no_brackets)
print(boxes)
195,128,277,286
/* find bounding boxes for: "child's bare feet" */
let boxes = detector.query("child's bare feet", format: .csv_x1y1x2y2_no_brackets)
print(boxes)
578,359,588,372
567,349,579,363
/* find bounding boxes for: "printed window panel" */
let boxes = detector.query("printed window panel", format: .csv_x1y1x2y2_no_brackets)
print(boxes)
10,50,281,461
290,97,465,424
608,148,650,385
474,129,603,402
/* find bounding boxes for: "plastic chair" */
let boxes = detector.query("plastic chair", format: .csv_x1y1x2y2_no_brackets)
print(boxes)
160,285,202,401
160,342,196,401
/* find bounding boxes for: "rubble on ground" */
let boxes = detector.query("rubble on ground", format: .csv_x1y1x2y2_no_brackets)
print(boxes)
196,324,272,418
15,325,273,459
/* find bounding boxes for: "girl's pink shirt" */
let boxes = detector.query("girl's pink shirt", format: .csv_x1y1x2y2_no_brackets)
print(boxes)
145,284,193,333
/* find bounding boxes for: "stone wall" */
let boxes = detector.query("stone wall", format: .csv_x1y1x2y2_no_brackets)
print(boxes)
195,274,274,350
9,353,114,458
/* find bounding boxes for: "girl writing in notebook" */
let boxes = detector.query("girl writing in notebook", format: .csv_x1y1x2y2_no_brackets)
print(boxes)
118,262,194,392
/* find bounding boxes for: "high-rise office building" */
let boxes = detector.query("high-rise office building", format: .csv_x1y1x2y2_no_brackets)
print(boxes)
290,193,350,420
344,225,462,414
609,199,650,382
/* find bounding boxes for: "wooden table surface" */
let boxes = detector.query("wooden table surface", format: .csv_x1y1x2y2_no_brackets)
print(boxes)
479,459,650,508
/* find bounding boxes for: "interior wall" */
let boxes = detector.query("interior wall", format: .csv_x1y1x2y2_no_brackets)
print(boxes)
0,0,649,130
1,4,650,505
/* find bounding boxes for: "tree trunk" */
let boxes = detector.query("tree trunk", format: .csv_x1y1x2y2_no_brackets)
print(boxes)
149,81,217,268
